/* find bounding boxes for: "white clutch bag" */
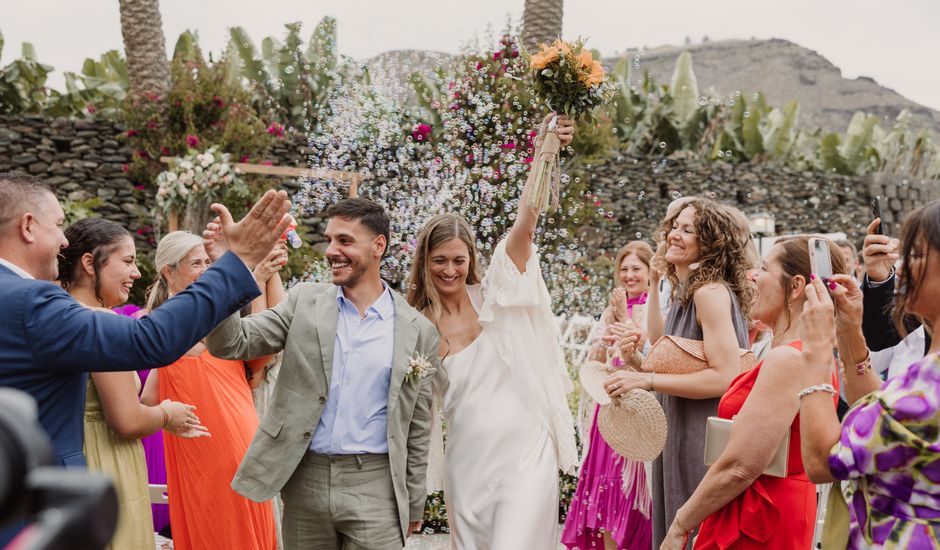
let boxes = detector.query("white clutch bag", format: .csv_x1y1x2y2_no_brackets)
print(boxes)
704,416,790,478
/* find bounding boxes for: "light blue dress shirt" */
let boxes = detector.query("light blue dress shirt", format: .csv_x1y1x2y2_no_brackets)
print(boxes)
310,284,395,454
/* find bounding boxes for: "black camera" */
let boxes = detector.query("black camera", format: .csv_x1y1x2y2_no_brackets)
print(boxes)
0,389,117,550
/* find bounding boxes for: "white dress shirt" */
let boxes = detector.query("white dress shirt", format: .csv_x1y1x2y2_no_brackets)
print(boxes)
0,257,34,279
310,283,396,454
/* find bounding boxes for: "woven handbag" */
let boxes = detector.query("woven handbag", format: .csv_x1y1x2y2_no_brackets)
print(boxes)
642,335,756,375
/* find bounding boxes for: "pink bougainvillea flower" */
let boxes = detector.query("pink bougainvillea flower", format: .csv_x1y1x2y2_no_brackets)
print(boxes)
240,155,249,163
263,160,273,166
501,142,516,150
136,150,150,159
212,96,224,108
523,156,534,164
126,129,139,138
134,183,145,190
121,164,129,173
147,120,157,130
86,104,96,114
160,146,171,155
185,135,199,148
267,122,285,138
411,123,432,142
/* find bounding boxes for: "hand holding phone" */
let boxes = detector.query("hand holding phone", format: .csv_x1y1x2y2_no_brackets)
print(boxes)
808,237,833,281
871,197,886,236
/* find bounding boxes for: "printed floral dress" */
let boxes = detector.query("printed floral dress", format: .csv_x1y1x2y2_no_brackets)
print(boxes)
829,352,940,549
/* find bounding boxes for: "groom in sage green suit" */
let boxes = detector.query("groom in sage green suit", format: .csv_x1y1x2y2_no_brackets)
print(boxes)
206,198,439,549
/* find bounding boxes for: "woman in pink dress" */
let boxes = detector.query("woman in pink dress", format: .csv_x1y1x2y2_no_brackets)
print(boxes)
563,241,654,550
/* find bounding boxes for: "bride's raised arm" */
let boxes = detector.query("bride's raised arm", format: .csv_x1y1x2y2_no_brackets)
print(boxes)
505,113,575,272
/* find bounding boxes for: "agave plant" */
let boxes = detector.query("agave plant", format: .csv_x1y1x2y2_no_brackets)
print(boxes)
226,18,340,130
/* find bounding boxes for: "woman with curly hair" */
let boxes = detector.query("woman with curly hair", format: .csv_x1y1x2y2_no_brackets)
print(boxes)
605,198,755,548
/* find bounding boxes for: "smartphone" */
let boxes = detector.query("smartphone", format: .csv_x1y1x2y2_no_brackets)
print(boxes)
871,197,885,236
808,237,833,280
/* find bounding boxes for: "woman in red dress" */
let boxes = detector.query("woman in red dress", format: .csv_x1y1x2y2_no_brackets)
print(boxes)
660,236,845,549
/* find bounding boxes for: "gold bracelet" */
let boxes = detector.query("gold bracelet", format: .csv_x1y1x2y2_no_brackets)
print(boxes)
838,349,872,377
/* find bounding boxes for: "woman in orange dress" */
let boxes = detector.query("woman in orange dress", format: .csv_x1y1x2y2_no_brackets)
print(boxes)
659,236,845,549
141,231,285,550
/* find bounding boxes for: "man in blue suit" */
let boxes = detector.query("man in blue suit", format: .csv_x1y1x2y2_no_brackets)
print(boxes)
0,172,292,468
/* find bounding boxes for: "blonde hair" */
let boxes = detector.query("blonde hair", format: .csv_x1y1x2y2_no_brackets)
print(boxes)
614,241,654,280
145,231,205,312
406,214,481,325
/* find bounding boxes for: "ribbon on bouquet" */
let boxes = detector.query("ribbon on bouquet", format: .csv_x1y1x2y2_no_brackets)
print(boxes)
525,115,562,212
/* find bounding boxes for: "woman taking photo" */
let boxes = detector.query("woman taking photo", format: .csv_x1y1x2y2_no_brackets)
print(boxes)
658,236,845,549
58,218,207,550
799,200,940,549
563,240,654,550
605,198,754,547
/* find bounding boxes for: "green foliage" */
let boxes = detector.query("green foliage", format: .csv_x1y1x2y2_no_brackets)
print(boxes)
0,34,55,114
62,197,104,226
603,51,940,178
669,51,698,123
47,50,129,118
226,18,340,130
123,52,271,194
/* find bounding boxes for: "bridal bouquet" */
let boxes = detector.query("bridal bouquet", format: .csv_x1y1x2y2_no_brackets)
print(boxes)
526,38,613,211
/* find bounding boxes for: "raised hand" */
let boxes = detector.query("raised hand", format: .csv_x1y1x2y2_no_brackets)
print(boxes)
536,113,575,149
202,216,228,263
610,287,629,323
253,243,289,285
862,218,900,282
800,276,837,371
210,190,292,268
826,273,864,334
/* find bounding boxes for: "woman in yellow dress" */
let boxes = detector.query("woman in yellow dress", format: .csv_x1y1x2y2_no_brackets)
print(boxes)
58,218,208,549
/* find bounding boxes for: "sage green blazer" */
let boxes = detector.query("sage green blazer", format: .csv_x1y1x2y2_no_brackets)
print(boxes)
205,282,439,540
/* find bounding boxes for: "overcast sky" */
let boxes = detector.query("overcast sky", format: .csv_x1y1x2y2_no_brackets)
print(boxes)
3,0,939,110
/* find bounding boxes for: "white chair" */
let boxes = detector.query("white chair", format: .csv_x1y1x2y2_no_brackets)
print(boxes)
148,483,169,505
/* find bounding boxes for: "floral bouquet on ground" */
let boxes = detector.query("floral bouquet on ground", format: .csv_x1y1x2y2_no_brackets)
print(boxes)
526,38,613,211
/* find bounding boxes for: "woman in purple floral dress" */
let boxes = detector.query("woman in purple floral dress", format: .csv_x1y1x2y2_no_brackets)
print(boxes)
798,200,940,549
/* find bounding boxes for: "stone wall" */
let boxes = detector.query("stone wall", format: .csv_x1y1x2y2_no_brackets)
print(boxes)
0,115,312,253
2,116,937,257
577,150,940,252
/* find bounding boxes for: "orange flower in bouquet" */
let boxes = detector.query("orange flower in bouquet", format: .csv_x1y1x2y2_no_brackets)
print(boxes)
523,38,613,212
528,38,612,119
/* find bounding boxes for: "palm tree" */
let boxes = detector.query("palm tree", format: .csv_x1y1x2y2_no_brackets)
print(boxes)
522,0,564,52
118,0,170,99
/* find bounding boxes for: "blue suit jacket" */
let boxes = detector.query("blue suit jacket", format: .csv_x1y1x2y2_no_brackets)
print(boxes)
0,252,259,467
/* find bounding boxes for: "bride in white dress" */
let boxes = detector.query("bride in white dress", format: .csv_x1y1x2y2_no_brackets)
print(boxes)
406,114,578,549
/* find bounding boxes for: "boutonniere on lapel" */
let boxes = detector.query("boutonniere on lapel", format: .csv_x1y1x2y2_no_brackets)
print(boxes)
406,353,436,386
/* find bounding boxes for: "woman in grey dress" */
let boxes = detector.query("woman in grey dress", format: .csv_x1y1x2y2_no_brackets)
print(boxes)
605,198,755,548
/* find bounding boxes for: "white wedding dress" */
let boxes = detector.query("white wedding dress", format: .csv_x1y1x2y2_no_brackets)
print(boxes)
429,240,578,550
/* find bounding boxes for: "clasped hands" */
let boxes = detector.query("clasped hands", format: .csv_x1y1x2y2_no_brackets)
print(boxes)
600,314,651,398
